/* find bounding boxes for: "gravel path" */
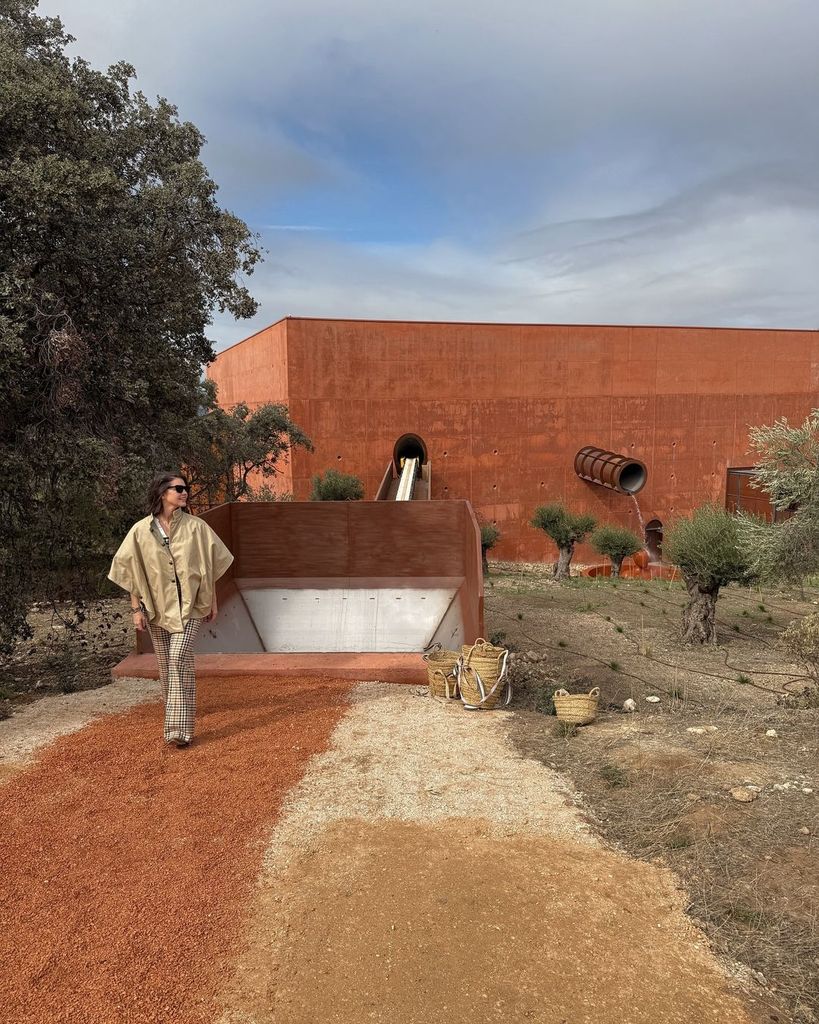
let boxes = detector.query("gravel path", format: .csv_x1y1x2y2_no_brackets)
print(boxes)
218,684,761,1024
0,676,157,770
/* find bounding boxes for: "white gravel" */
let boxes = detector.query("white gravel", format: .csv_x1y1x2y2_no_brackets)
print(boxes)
0,676,158,767
261,682,595,876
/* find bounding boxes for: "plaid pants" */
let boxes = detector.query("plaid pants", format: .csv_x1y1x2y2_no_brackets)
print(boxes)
147,618,202,743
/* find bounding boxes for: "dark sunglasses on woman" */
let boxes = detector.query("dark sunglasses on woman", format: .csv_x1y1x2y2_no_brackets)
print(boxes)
167,485,188,493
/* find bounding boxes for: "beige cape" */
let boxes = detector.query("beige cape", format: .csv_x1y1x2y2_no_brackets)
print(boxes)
108,509,234,633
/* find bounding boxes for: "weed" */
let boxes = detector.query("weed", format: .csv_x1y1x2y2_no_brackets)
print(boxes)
555,721,578,739
758,603,766,612
488,630,507,647
639,600,646,607
615,625,624,634
742,609,749,617
609,661,621,671
557,640,567,648
671,686,683,700
732,624,740,632
516,612,524,620
666,833,693,850
599,762,629,788
737,673,752,685
605,615,611,621
766,615,773,623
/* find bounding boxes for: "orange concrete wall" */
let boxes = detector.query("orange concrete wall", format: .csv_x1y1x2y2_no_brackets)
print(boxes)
207,320,293,495
210,318,819,563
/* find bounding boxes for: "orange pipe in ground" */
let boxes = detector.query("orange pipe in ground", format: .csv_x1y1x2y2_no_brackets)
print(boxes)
0,675,352,1024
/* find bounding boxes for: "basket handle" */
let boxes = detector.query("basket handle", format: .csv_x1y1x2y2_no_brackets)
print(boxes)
588,687,601,698
431,667,456,700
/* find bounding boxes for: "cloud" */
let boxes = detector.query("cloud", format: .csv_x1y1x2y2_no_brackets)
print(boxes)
47,0,819,339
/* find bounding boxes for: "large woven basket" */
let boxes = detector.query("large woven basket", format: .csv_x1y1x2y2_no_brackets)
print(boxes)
460,638,511,710
552,687,600,725
422,644,460,699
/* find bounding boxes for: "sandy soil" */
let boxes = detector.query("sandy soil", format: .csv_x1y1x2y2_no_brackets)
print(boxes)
217,684,765,1024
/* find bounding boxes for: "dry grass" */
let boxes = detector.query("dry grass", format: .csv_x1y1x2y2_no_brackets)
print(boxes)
492,571,819,1023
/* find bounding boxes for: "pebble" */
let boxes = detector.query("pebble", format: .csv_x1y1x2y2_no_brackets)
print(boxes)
687,727,706,735
645,695,661,703
623,699,636,712
730,787,758,803
765,729,778,738
799,827,811,835
802,788,813,795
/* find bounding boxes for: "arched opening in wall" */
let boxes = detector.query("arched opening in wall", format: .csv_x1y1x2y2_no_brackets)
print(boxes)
645,519,663,562
393,433,428,470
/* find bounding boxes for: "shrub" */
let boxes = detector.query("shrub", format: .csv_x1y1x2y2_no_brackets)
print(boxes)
309,469,365,501
591,524,643,577
780,613,819,683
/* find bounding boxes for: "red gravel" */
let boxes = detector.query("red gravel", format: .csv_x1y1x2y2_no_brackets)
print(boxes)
0,675,352,1024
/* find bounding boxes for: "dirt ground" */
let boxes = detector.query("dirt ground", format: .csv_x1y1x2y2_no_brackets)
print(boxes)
484,564,819,1022
0,574,816,1023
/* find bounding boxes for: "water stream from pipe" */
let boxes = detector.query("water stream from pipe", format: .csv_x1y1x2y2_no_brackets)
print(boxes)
630,494,652,558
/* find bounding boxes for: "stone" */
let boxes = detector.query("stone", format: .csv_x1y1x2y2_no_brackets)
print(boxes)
730,787,758,803
687,727,706,735
623,698,637,712
645,695,661,703
799,827,811,835
765,729,778,738
802,788,814,795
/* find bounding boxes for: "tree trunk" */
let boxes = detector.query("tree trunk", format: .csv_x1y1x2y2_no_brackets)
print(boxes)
681,577,720,644
554,544,573,581
611,558,622,578
482,547,489,576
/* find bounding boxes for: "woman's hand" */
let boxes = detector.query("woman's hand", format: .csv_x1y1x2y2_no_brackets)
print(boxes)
132,610,147,631
205,602,218,624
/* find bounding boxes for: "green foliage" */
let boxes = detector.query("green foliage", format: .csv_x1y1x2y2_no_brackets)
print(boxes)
748,410,819,510
739,411,819,586
591,524,642,573
178,387,312,506
480,523,501,551
309,469,365,501
531,504,596,548
0,2,263,651
665,505,749,591
780,613,819,683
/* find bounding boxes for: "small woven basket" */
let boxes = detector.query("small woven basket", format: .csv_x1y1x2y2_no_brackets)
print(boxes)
460,638,511,710
422,644,460,699
552,687,600,726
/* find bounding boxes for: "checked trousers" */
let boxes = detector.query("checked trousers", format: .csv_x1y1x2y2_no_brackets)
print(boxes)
147,618,202,743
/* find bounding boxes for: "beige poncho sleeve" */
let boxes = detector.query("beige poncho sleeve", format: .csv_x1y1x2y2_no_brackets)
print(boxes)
108,515,234,632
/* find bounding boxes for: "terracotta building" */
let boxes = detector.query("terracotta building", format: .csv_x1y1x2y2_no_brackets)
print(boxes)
207,317,819,563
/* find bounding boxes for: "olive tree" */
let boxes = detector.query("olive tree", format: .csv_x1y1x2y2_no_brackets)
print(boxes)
531,504,596,581
738,410,819,589
480,523,501,575
310,470,365,501
665,505,749,644
591,524,643,578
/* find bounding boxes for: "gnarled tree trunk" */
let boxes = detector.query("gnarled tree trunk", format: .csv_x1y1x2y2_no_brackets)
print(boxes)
611,557,623,578
554,544,574,581
681,577,720,644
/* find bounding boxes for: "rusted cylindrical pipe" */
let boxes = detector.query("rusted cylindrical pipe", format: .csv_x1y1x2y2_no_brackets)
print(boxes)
574,446,647,495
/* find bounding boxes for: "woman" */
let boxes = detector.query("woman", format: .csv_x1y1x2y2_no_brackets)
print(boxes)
108,472,234,748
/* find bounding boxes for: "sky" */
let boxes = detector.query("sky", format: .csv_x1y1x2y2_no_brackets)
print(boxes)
46,0,819,349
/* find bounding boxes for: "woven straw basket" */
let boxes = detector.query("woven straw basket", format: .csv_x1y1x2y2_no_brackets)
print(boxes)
422,644,460,700
552,687,600,726
459,638,511,710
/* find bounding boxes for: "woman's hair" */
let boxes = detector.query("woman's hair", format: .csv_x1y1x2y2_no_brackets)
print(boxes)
146,472,191,517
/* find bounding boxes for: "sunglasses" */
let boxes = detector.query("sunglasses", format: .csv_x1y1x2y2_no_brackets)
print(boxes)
167,484,189,493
